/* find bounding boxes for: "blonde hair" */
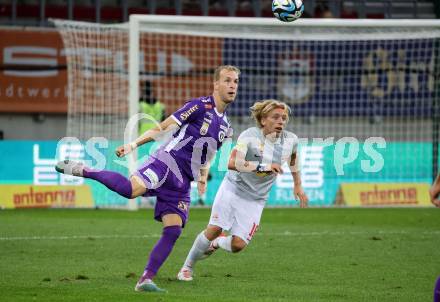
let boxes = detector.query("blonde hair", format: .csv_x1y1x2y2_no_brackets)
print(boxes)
213,65,241,81
250,99,291,128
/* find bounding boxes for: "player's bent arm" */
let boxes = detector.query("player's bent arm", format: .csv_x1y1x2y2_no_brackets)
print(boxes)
228,149,259,172
115,116,179,157
134,116,179,147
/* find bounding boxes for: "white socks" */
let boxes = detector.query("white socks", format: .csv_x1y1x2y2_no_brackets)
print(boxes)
183,231,211,269
217,235,233,252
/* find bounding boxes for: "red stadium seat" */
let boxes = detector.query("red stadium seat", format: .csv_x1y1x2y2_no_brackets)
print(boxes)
366,12,385,19
209,8,229,16
101,6,123,22
45,5,68,19
73,5,95,21
235,9,254,17
128,7,149,15
182,8,203,16
340,10,359,19
17,5,39,18
156,8,176,15
0,4,12,17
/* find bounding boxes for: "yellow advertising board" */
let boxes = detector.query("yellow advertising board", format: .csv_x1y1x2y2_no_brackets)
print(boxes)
336,183,432,207
0,185,94,209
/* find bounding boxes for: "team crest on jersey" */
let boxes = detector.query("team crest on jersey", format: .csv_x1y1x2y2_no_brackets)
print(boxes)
178,201,188,212
200,121,210,135
218,130,226,142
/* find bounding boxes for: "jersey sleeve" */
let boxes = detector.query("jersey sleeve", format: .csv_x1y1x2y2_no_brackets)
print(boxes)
234,128,256,154
171,99,205,126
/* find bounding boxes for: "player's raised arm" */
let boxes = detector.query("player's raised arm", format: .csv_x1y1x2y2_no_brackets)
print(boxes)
115,116,179,158
289,151,308,208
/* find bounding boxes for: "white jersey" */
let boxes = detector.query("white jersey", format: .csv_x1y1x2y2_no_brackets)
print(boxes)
225,127,299,203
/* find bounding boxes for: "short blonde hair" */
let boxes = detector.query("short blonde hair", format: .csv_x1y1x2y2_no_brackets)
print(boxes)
250,99,291,128
213,65,241,81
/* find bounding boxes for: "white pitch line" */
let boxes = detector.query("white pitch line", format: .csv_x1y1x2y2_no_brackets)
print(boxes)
0,230,438,241
0,234,161,241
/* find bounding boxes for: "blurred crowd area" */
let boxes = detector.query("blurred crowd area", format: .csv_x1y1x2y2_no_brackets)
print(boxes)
0,0,438,26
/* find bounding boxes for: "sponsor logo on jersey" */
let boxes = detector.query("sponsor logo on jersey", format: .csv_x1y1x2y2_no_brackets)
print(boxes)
142,168,159,187
201,98,211,103
180,104,199,121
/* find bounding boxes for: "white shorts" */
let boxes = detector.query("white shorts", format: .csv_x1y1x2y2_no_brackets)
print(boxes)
209,179,264,244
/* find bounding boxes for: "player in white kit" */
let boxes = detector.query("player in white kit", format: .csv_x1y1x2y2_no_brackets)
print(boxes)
177,99,308,281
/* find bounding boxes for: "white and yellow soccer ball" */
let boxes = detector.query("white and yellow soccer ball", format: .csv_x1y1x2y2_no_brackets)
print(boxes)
272,0,304,22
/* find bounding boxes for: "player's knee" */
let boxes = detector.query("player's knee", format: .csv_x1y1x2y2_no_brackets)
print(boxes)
130,176,147,198
231,236,247,253
163,225,182,243
204,225,223,241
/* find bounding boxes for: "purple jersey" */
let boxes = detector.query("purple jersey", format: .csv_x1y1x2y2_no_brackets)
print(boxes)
134,95,232,226
161,95,232,180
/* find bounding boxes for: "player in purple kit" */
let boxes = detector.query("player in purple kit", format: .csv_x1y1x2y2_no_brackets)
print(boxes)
55,65,240,292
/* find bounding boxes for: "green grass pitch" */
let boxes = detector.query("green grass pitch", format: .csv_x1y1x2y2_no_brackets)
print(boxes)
0,208,439,302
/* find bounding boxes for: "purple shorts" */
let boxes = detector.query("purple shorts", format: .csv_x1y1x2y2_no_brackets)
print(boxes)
133,155,191,227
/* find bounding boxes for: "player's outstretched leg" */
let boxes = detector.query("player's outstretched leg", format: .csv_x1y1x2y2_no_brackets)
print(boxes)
55,159,85,177
55,160,133,198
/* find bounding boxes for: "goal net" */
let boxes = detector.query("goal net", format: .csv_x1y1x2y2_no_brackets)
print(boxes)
53,16,440,208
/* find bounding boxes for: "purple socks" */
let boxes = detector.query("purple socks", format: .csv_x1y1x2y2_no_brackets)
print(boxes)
83,169,133,199
142,225,182,280
435,276,440,302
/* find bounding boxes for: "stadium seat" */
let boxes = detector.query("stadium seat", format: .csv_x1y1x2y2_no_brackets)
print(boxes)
128,7,149,15
0,4,11,20
16,4,39,18
208,8,229,17
45,5,68,19
101,6,122,22
366,12,385,19
340,11,359,18
235,9,255,17
156,7,176,15
73,5,95,21
182,8,203,16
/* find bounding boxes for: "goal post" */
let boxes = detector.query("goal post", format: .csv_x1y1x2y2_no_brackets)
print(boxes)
54,16,440,208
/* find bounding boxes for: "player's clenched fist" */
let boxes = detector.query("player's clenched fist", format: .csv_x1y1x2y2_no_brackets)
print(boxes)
115,143,135,158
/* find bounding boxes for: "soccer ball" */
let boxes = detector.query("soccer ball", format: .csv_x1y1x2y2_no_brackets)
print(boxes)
272,0,304,22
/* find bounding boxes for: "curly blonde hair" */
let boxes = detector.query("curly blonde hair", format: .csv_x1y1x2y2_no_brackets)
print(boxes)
250,99,291,128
